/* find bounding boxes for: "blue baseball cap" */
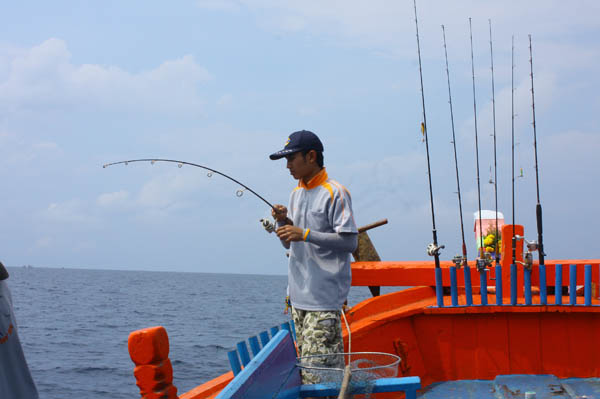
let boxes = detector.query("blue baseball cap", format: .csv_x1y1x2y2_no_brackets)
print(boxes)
269,130,324,160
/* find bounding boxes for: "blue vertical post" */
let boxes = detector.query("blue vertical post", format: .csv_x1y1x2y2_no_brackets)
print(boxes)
480,270,488,306
585,264,592,306
450,266,458,307
524,268,532,305
270,326,279,338
495,265,503,305
248,336,261,357
236,341,251,366
435,267,444,307
259,331,270,347
570,264,577,305
510,264,517,305
555,264,563,305
464,266,473,306
539,264,547,306
227,350,242,375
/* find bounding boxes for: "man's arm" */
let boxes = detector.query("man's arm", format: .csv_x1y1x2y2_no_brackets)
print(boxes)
276,226,357,252
306,231,357,252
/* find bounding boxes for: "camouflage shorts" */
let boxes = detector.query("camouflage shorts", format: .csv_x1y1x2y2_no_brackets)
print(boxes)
291,307,344,384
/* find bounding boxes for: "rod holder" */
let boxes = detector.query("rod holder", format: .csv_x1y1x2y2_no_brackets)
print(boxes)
555,264,562,305
435,268,444,307
464,266,473,306
450,266,458,307
495,265,503,305
510,264,517,305
480,269,488,306
570,264,577,305
539,264,547,306
524,268,532,305
585,264,592,306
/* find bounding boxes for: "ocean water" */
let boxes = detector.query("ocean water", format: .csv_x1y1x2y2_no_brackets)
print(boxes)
7,267,391,399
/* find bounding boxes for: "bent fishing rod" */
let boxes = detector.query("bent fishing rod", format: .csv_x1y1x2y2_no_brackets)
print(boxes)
442,25,467,268
469,18,486,270
102,158,276,211
413,0,444,307
489,20,500,266
529,34,545,266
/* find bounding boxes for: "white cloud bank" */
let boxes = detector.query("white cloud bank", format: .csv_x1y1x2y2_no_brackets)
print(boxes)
196,1,600,59
0,38,212,115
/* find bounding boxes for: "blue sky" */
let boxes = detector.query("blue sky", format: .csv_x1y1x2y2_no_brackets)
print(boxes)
1,1,598,273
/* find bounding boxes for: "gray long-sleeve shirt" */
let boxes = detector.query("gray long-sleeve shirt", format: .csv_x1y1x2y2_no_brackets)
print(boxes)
282,168,358,311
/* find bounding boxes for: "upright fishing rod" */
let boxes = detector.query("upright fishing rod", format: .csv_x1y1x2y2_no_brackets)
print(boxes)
511,36,517,266
529,34,545,266
469,18,485,268
489,20,500,265
102,158,276,210
413,0,444,275
442,25,467,268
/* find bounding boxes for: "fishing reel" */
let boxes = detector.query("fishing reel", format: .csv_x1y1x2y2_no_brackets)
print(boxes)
525,239,546,257
260,218,276,234
452,255,465,269
476,255,493,272
427,243,445,257
513,235,542,270
475,248,494,272
523,239,545,270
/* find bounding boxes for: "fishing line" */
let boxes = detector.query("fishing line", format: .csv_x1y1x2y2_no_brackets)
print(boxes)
442,24,467,267
413,0,444,269
469,18,485,265
529,34,545,266
338,309,353,399
102,158,276,210
489,19,500,265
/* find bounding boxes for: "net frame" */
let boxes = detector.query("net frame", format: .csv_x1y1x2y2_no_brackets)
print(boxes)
296,351,400,374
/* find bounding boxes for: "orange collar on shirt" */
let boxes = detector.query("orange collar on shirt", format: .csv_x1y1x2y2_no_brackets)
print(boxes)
298,168,328,190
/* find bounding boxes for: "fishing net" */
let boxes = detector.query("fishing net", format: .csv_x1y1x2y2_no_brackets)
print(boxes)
296,352,400,398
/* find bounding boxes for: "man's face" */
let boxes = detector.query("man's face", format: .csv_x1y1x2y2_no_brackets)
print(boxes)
286,152,312,180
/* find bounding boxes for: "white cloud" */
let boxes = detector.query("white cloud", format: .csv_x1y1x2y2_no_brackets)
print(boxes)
462,70,558,144
34,236,53,249
0,130,61,166
197,1,600,70
42,199,99,225
196,0,242,11
217,94,233,106
0,39,212,115
297,106,317,116
544,130,600,175
96,190,130,208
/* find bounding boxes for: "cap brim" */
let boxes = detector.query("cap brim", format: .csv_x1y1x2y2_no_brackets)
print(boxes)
269,147,301,160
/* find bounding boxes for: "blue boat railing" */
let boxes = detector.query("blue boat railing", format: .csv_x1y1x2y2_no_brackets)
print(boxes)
227,320,295,376
434,263,598,308
219,329,422,399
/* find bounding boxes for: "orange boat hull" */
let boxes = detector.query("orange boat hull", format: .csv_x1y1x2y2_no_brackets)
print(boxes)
178,259,600,398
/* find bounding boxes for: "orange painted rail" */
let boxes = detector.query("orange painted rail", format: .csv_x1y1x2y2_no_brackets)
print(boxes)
351,259,600,288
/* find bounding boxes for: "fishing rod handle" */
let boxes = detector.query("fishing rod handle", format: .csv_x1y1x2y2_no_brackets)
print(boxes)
357,219,388,234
